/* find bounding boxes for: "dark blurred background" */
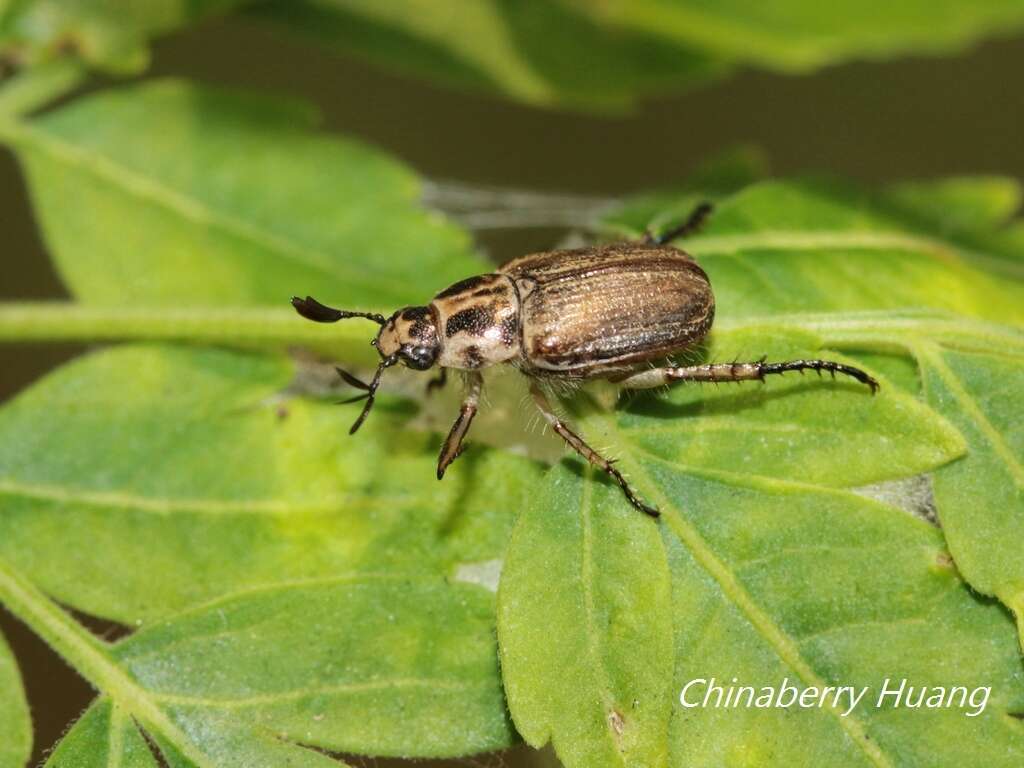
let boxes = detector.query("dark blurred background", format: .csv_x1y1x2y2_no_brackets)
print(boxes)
1,13,1023,765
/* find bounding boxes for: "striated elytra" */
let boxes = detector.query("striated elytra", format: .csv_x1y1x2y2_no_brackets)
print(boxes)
292,203,878,516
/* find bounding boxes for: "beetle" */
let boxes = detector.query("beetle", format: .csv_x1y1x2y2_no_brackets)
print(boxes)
291,203,878,517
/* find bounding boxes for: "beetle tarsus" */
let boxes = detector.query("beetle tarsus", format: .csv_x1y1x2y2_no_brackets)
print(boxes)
646,201,714,246
758,360,879,393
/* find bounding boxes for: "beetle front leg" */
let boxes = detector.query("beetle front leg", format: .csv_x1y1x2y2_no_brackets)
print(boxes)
530,382,659,518
437,371,482,479
616,359,879,393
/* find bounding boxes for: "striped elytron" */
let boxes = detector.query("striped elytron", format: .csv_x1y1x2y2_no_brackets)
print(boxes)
292,204,877,516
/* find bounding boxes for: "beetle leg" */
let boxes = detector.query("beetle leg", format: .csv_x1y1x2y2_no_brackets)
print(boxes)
530,382,659,518
437,371,482,479
426,368,448,396
643,201,714,245
615,359,879,393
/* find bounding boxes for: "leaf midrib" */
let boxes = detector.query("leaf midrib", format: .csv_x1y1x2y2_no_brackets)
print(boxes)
688,228,1024,282
107,703,128,768
578,468,625,762
0,478,411,515
718,311,1024,357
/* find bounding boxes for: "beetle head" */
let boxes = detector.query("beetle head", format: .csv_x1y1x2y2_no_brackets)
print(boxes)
290,296,439,433
373,306,440,371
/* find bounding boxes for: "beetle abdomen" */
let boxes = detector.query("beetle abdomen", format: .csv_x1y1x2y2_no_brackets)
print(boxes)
501,243,714,375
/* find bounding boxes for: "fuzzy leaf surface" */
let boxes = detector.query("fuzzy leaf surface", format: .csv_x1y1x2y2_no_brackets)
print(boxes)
495,342,1024,765
918,345,1024,636
606,176,1024,636
0,562,510,764
43,699,159,768
0,344,540,623
652,469,1024,766
498,464,673,768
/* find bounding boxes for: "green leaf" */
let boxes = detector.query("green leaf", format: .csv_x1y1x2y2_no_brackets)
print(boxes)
882,176,1022,236
498,464,673,768
3,79,484,309
0,0,249,73
44,699,158,768
0,344,541,623
253,0,1024,108
252,0,723,110
0,629,30,768
499,455,1024,765
0,559,511,762
879,177,1024,277
494,321,983,766
118,577,511,758
563,0,1024,72
653,472,1024,765
918,345,1024,638
605,177,1024,642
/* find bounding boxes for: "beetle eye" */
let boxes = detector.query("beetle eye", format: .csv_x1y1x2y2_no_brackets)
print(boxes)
402,345,437,370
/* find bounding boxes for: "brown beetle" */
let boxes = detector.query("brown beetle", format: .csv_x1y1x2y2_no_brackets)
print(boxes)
292,204,877,516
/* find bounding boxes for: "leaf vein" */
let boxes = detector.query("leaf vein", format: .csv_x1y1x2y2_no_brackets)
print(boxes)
919,346,1024,488
151,677,483,710
11,123,383,286
0,478,408,515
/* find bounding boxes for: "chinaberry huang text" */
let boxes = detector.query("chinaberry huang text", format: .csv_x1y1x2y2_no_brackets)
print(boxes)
679,677,991,717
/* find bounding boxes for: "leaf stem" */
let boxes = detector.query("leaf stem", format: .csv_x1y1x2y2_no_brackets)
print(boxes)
0,302,375,360
0,59,87,119
0,558,214,766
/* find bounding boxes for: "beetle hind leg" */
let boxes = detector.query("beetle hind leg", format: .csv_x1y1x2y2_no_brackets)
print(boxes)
437,372,482,479
616,359,879,393
530,382,659,518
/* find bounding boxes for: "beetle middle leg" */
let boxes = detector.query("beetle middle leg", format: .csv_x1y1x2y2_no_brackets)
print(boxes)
530,382,659,518
437,371,482,479
615,359,879,392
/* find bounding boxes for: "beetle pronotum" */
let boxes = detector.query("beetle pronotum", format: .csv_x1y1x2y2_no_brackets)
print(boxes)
292,203,877,516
